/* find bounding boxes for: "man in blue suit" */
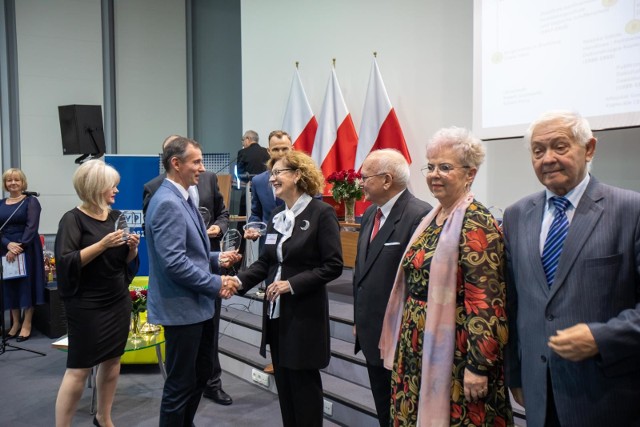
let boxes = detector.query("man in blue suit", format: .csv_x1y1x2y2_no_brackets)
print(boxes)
503,111,640,427
146,136,239,426
245,130,292,228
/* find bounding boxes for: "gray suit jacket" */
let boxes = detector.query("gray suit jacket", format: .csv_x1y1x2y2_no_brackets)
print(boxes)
353,190,431,365
503,177,640,427
145,180,222,326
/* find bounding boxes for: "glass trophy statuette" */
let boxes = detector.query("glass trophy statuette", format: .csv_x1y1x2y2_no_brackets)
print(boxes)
115,213,130,241
243,221,268,237
221,228,242,252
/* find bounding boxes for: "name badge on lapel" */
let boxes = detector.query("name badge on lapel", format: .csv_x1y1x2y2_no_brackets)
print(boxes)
265,234,278,245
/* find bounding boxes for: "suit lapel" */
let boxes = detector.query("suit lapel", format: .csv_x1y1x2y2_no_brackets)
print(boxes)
356,208,375,274
182,190,210,251
360,193,410,281
525,193,549,295
549,180,604,300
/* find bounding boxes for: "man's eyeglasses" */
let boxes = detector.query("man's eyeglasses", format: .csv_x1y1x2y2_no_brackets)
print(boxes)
270,168,294,177
361,172,388,182
421,163,469,177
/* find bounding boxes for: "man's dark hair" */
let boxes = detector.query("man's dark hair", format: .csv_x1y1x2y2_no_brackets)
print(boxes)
162,136,201,171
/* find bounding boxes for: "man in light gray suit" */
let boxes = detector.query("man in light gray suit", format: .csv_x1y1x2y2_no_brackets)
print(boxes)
146,136,239,426
353,149,431,427
503,111,640,427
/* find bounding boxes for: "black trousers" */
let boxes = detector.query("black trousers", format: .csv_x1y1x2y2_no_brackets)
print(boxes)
205,298,223,391
366,363,392,427
160,318,214,427
545,368,562,427
268,318,324,427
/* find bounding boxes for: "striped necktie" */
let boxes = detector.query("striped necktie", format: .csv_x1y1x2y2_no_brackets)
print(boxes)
541,196,571,287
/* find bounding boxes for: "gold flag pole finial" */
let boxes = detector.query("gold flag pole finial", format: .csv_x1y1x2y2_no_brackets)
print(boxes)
332,58,336,68
295,61,299,69
373,51,377,58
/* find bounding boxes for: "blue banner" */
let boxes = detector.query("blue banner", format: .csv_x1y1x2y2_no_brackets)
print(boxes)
105,155,160,276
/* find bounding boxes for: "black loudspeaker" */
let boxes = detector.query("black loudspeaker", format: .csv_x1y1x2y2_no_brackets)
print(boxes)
58,105,106,161
33,285,67,339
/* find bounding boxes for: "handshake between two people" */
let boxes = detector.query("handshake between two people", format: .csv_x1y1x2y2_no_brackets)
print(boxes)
218,249,242,299
219,275,241,299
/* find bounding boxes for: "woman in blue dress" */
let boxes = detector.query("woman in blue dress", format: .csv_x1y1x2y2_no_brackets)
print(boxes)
1,168,46,341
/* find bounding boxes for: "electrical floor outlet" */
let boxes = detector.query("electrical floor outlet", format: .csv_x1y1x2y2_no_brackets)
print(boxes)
323,399,333,416
251,368,270,387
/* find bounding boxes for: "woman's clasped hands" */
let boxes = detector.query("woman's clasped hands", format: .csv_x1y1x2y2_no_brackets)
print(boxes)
6,241,23,262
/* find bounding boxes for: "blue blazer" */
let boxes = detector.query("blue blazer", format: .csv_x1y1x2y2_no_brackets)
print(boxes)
503,177,640,427
145,180,222,326
249,171,281,223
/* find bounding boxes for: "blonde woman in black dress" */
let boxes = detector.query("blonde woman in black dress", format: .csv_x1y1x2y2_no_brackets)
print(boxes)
54,160,139,427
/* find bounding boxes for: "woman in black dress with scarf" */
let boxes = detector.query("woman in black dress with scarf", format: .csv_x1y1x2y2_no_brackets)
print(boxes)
55,160,139,427
0,168,46,341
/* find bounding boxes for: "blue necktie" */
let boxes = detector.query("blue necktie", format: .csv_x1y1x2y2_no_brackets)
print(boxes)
541,196,571,287
187,196,205,232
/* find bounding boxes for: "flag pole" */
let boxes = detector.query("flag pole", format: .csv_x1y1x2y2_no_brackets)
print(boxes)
332,58,336,68
373,51,377,58
295,61,299,69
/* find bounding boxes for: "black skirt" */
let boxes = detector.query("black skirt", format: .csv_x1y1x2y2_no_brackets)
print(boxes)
64,293,131,369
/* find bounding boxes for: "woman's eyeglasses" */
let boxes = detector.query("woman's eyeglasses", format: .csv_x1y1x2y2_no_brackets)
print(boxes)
421,163,469,177
270,168,294,177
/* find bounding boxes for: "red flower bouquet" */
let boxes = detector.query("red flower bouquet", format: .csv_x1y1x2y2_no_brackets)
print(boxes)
327,169,363,202
130,288,148,314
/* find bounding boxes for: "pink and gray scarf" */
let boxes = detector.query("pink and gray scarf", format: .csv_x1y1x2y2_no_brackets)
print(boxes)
379,193,474,427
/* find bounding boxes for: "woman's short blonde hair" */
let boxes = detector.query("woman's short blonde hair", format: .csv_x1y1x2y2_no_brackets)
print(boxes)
72,159,120,211
2,168,28,192
274,150,325,197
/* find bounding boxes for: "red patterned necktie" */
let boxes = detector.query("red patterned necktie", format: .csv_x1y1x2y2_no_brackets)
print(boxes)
370,208,383,242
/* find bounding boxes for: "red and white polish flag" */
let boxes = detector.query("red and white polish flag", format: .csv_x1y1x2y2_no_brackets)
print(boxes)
282,69,317,155
312,67,358,179
355,58,411,171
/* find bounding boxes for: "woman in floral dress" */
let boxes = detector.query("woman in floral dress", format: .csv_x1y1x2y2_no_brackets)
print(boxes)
380,127,513,427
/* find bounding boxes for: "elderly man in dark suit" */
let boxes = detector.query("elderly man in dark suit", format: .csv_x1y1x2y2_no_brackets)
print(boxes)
352,148,431,427
145,137,239,426
503,110,640,427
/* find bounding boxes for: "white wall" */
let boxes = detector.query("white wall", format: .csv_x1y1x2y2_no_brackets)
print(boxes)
15,0,103,234
241,0,640,211
241,0,479,207
13,0,187,233
114,0,187,154
11,0,640,232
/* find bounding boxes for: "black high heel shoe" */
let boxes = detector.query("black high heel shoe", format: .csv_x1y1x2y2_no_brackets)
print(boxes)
16,334,30,342
93,415,102,427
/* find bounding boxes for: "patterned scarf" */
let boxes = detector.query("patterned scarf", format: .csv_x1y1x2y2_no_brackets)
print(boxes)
379,192,474,427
